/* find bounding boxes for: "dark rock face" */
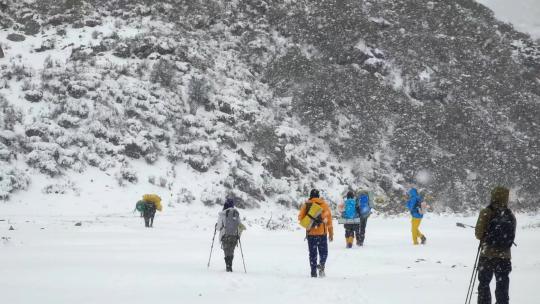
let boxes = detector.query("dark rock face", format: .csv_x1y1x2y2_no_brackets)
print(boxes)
85,19,101,27
24,91,43,102
0,45,4,58
7,33,25,42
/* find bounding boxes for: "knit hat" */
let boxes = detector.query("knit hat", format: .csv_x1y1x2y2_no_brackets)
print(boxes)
346,191,354,199
490,186,509,208
309,189,320,199
223,198,234,210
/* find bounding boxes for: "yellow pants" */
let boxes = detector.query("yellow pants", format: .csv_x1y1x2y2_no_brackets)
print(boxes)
411,218,424,245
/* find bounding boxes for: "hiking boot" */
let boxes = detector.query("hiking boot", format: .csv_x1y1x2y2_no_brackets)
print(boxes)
311,268,317,278
421,235,427,245
356,241,363,247
317,264,325,278
225,257,233,272
346,243,352,249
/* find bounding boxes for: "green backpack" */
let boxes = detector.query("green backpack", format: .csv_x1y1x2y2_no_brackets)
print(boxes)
135,200,146,212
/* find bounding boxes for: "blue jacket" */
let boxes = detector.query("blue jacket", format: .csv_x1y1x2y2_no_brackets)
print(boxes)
343,198,359,219
406,188,423,219
358,194,371,216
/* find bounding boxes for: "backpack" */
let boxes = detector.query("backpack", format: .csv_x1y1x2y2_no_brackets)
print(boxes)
306,203,323,228
343,199,359,219
223,208,240,237
358,194,371,216
484,206,516,249
135,200,145,212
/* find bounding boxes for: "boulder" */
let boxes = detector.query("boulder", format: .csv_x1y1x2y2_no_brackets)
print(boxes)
24,90,43,102
85,19,101,27
7,33,25,42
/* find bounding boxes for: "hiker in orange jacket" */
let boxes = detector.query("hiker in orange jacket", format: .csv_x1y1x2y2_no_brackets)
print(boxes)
298,189,334,278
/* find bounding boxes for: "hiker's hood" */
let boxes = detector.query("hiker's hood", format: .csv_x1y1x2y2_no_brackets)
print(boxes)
490,186,509,209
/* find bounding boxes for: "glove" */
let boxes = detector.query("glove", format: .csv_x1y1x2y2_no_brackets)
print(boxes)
329,234,334,242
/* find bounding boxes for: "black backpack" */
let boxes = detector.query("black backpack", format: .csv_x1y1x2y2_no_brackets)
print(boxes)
484,206,516,249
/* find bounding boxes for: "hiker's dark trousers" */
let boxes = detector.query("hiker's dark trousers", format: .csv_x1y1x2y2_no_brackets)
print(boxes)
143,203,156,227
478,257,511,304
307,235,328,271
221,235,238,258
359,215,369,244
344,223,360,239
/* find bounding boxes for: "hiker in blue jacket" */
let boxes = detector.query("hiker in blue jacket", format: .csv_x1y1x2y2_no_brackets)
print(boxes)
406,188,426,245
357,191,372,246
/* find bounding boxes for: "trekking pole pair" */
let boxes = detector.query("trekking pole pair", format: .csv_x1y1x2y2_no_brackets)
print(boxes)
465,243,482,304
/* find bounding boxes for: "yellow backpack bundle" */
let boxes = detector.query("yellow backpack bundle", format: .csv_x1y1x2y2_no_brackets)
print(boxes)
299,202,323,229
142,194,163,211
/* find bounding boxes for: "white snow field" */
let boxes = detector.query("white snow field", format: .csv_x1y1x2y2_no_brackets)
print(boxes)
1,193,539,304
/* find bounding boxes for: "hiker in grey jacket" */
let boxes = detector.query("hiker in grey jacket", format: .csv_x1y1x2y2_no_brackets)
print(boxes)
216,198,245,272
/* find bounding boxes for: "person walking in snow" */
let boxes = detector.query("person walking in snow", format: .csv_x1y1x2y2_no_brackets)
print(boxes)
475,186,516,304
406,188,426,245
216,198,245,272
298,189,334,277
357,190,372,246
339,191,361,248
135,194,163,228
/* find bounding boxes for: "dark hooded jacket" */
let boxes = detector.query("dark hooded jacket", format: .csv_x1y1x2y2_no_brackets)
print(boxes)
475,187,516,259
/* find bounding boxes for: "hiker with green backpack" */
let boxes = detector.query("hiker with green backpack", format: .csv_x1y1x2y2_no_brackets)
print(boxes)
474,186,516,304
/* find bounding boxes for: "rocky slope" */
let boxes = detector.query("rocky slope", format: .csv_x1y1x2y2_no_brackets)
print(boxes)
0,0,539,212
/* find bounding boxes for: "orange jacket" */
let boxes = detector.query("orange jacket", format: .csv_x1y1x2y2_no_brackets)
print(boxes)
298,198,334,238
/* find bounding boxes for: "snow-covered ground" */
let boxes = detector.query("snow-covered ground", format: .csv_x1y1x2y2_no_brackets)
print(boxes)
1,196,539,304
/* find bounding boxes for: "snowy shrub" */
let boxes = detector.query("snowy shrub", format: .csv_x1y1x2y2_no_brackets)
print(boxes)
115,163,138,186
150,58,176,87
188,76,212,114
57,113,81,128
42,180,80,196
174,188,196,205
0,95,23,130
121,135,157,161
148,175,156,185
228,163,264,201
176,140,220,172
67,83,87,98
0,167,30,200
158,176,167,188
26,145,61,177
65,99,90,118
5,63,32,81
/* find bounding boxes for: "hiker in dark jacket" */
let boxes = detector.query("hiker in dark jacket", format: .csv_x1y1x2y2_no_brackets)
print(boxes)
216,198,245,272
475,186,516,304
357,191,372,246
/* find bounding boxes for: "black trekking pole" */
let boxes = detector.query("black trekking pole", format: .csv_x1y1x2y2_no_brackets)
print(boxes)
207,225,217,268
465,242,482,304
238,235,247,273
